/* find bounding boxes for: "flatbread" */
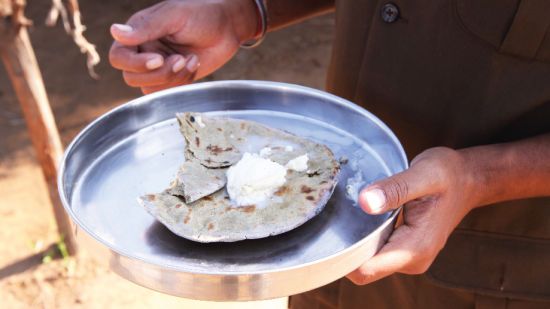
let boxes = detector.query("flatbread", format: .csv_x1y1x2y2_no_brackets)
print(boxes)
139,112,340,242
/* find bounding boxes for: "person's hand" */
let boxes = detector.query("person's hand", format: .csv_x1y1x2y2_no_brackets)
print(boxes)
347,147,476,284
109,0,258,94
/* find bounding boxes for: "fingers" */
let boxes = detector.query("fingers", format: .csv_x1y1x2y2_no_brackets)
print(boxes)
120,54,199,93
110,2,178,46
358,163,439,215
109,41,164,73
109,2,177,74
346,225,433,285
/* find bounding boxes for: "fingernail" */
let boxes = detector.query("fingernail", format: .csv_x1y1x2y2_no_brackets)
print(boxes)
172,56,187,73
112,23,133,33
146,56,163,70
364,189,386,212
186,55,199,72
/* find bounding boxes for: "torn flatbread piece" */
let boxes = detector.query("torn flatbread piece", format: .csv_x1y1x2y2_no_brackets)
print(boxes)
140,112,340,242
167,159,227,203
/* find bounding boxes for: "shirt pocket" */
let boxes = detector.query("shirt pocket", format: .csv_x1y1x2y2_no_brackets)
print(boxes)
427,228,550,301
454,0,550,62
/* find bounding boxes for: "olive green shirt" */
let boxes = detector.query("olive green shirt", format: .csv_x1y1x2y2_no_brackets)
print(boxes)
295,0,550,306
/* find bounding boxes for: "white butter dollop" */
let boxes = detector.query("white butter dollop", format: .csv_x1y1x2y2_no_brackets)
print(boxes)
345,170,364,207
286,154,309,172
226,153,287,206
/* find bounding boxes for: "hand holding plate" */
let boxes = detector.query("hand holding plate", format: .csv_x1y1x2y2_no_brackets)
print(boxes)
348,147,475,285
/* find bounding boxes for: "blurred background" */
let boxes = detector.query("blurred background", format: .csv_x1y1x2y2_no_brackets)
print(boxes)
0,0,334,308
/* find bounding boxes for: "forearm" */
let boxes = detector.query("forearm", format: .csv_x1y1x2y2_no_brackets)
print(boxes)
460,133,550,208
228,0,334,43
264,0,335,31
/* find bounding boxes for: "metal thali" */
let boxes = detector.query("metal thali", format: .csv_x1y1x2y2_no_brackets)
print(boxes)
58,80,408,301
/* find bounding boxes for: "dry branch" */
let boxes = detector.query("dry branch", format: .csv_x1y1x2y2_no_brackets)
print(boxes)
46,0,100,78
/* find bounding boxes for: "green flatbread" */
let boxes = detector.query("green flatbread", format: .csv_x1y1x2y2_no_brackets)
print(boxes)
139,112,340,242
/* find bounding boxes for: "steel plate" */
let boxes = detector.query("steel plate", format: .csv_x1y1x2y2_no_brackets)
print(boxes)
58,80,408,301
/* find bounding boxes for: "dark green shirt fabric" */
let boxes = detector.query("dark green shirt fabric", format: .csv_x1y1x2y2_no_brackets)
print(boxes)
293,0,550,306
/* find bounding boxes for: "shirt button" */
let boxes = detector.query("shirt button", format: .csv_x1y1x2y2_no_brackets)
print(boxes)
381,3,399,23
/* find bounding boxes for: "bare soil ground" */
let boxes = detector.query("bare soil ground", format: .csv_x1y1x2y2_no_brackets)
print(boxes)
0,1,334,308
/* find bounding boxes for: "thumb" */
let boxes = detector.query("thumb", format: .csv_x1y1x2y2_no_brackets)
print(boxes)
358,166,433,214
110,4,177,46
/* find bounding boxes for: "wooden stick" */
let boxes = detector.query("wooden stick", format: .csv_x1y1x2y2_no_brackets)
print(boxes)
0,3,77,254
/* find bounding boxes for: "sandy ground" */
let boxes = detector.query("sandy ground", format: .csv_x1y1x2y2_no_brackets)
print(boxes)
0,1,334,308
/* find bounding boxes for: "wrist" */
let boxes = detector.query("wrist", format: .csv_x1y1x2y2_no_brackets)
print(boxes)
226,0,261,43
454,148,482,212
